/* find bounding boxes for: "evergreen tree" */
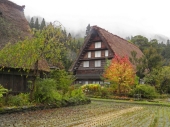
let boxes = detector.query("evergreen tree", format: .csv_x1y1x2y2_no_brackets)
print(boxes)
131,35,149,52
143,46,163,72
29,17,35,28
34,18,40,29
167,39,170,46
40,18,46,30
85,24,91,39
68,33,72,41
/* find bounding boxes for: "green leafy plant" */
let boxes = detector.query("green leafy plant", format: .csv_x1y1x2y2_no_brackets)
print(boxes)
6,93,30,106
50,69,75,94
100,87,109,98
63,88,88,106
129,84,158,99
0,85,8,98
33,78,62,104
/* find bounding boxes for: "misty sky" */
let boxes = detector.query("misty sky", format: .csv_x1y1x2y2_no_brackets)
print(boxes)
11,0,170,39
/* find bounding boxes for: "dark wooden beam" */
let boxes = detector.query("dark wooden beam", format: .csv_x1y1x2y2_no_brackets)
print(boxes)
79,57,113,61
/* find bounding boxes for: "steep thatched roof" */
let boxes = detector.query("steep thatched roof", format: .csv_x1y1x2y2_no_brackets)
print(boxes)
92,26,143,58
0,1,50,72
1,59,50,72
69,25,144,71
0,0,31,49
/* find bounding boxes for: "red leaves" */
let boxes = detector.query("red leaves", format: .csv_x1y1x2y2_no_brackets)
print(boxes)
103,54,135,94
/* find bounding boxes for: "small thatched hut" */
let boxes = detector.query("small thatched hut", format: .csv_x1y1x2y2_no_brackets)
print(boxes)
0,1,50,93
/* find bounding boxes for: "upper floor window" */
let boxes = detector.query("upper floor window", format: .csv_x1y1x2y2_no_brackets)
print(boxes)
95,60,101,67
83,61,89,67
88,52,91,58
95,51,101,57
105,50,108,56
95,42,101,48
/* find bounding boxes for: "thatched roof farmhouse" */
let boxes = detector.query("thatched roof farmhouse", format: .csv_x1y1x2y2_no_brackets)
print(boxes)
70,26,143,85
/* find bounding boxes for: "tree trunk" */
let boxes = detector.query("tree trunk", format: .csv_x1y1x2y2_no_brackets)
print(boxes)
118,83,121,97
30,60,39,101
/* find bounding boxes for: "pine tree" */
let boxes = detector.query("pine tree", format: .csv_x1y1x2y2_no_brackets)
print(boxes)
34,18,40,30
68,33,72,41
40,18,46,30
86,24,91,36
167,39,170,46
84,24,91,39
29,17,35,28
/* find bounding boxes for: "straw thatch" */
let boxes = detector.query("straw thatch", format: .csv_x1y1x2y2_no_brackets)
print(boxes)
0,0,31,49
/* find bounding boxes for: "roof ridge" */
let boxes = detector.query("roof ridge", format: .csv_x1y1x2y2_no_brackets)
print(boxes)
0,0,24,11
92,25,140,49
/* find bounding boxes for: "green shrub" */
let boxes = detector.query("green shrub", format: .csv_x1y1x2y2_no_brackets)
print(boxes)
0,97,5,107
6,93,30,106
34,78,62,104
70,89,85,98
73,84,82,89
100,87,109,98
63,89,85,100
129,84,158,99
62,88,90,106
50,69,75,94
0,85,8,98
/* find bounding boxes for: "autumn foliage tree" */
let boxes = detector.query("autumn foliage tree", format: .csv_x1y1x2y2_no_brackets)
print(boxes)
103,55,135,96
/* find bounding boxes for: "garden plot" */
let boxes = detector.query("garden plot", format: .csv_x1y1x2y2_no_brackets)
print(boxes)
0,100,170,127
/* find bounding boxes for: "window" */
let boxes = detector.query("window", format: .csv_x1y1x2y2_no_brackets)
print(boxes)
95,60,101,67
83,61,89,67
95,81,100,84
104,82,110,85
88,52,91,58
95,51,101,57
84,81,88,84
105,50,108,56
100,81,104,85
95,42,101,48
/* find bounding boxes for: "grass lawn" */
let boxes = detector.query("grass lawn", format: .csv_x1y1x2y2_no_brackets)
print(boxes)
90,97,170,107
0,99,170,127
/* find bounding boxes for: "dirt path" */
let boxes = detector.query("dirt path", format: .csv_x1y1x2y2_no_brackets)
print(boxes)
67,106,143,127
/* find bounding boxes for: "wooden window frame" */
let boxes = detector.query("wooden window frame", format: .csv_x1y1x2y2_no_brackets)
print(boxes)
83,61,89,67
95,60,101,67
95,42,101,48
88,52,91,58
95,51,101,57
105,50,108,56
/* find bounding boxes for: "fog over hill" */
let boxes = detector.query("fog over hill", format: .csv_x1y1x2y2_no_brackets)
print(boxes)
26,16,169,44
57,18,170,43
68,25,169,44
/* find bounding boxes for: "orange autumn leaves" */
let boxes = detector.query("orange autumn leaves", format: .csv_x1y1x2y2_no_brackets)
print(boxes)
103,55,135,94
